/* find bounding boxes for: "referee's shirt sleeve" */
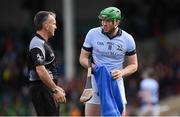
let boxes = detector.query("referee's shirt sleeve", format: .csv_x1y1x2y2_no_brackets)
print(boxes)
29,48,45,66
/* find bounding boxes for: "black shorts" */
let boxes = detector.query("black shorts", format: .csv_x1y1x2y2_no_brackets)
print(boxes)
29,80,59,116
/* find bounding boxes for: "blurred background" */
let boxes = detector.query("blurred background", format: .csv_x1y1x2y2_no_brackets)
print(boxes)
0,0,180,116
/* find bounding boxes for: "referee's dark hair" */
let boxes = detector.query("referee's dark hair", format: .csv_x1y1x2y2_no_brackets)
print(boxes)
34,11,56,31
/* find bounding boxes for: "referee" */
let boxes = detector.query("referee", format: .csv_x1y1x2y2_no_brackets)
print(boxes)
27,11,66,116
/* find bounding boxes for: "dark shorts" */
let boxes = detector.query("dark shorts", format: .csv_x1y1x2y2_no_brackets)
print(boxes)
29,80,59,116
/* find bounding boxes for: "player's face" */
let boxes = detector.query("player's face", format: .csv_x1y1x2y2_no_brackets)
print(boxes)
101,19,115,33
44,15,57,37
101,18,120,34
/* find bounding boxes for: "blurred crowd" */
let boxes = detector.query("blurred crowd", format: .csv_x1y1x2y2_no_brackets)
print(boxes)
115,0,180,39
0,29,30,115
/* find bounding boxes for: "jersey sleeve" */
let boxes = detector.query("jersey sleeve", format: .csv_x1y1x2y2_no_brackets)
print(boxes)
82,30,93,52
29,48,45,66
125,35,136,56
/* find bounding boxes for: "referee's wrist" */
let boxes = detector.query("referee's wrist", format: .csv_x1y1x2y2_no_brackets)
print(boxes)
51,86,59,94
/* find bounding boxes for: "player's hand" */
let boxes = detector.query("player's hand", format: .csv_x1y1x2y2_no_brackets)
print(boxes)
53,86,66,103
111,70,123,79
91,63,95,72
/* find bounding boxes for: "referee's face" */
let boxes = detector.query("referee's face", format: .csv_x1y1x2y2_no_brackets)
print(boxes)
44,15,57,38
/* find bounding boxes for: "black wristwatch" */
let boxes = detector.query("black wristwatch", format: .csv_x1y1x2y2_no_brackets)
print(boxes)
51,87,59,94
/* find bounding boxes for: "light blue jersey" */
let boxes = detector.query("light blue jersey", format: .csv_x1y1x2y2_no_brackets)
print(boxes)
83,27,136,71
83,27,136,104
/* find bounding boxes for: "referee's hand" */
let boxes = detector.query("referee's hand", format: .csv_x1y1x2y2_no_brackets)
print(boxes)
53,86,66,103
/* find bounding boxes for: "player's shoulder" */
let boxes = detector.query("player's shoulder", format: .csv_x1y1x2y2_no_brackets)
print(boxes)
142,78,158,85
88,27,101,34
121,29,134,39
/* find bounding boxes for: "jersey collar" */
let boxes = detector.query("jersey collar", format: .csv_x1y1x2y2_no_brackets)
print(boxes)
101,28,122,39
35,33,46,41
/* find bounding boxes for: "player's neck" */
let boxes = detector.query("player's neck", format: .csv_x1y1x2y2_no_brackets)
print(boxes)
108,27,119,37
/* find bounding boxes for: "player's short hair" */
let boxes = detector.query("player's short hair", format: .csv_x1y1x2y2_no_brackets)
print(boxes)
34,11,56,31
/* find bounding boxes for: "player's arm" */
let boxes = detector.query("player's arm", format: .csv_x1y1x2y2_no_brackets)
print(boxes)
121,53,138,77
138,89,151,104
79,48,94,103
79,48,92,69
112,54,138,79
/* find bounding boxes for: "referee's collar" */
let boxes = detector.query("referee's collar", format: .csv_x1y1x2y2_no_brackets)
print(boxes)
35,33,46,41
